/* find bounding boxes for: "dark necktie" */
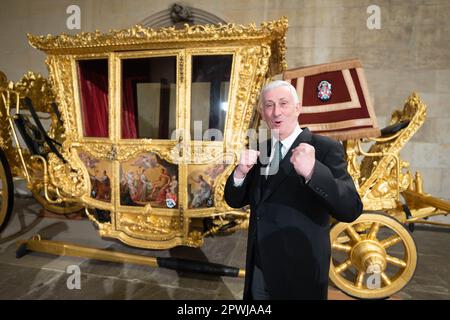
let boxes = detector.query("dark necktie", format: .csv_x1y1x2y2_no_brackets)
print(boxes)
266,141,283,178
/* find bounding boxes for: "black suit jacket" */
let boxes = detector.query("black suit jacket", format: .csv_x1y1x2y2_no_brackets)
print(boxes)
224,128,363,300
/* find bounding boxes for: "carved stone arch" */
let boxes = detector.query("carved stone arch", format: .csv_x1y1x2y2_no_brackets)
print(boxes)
140,3,227,28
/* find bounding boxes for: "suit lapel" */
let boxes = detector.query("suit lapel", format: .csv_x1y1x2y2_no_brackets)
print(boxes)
254,139,271,204
260,128,313,203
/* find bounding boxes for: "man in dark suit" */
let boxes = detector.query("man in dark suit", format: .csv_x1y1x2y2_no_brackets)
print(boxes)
224,80,363,300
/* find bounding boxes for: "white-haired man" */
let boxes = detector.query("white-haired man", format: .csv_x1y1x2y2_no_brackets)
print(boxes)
225,80,363,300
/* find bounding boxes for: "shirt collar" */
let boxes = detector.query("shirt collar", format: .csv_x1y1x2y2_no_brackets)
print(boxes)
271,124,302,151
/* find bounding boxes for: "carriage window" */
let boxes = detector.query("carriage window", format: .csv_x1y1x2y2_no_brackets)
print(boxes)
77,59,109,138
121,57,177,140
190,55,232,141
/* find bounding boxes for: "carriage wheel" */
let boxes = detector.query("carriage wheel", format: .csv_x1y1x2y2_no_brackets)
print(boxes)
0,149,14,232
329,213,417,299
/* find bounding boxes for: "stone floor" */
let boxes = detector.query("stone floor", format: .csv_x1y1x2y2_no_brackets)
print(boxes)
0,196,449,300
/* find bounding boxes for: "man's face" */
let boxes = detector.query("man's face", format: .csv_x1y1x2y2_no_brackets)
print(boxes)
261,86,301,140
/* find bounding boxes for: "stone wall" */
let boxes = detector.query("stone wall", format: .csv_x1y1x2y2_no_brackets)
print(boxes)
0,0,449,201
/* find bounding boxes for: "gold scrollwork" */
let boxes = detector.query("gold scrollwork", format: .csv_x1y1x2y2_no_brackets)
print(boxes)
47,55,76,140
185,230,204,247
47,152,88,198
356,93,427,211
14,72,56,112
28,18,288,59
117,211,181,238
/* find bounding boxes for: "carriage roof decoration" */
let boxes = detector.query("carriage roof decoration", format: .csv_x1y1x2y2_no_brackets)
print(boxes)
25,17,288,249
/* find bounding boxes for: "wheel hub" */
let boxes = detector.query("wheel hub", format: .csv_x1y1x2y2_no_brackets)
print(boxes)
350,240,387,273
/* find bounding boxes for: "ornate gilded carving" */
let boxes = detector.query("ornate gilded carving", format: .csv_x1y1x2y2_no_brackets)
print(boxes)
117,211,181,238
214,160,239,212
348,93,427,211
0,89,18,167
74,142,182,163
74,143,115,160
1,71,62,178
14,72,56,112
28,18,288,61
185,230,204,247
46,55,76,141
47,152,88,198
344,140,361,189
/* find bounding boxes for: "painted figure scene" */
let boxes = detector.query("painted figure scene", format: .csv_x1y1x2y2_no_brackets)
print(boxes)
187,163,227,209
79,152,112,202
120,153,178,209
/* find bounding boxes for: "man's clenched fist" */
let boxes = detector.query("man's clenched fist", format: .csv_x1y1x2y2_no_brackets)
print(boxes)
290,143,315,180
235,149,260,178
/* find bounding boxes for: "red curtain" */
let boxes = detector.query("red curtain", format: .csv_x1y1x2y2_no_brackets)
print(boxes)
121,77,139,139
78,60,109,138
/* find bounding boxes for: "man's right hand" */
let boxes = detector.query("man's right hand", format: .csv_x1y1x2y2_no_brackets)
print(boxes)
235,149,260,179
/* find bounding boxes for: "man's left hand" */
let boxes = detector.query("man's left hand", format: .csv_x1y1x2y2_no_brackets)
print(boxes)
290,143,315,180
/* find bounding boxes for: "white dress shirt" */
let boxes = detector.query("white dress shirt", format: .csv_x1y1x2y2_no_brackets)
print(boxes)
233,125,303,186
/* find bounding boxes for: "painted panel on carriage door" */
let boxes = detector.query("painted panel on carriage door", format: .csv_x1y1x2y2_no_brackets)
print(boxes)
78,151,112,203
187,163,229,209
120,153,178,209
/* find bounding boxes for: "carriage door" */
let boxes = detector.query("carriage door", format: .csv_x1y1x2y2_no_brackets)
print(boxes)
111,50,186,247
184,52,233,216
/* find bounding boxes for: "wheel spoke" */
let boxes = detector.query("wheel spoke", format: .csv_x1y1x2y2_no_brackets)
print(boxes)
345,225,361,242
336,235,350,244
381,272,392,286
367,222,380,240
355,271,365,288
332,242,352,252
386,255,407,268
335,259,352,274
380,235,402,248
